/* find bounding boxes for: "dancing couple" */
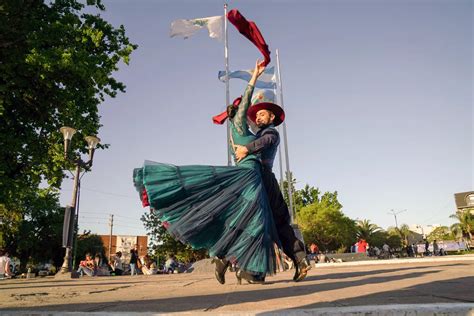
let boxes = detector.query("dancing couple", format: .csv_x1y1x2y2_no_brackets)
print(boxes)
133,59,310,284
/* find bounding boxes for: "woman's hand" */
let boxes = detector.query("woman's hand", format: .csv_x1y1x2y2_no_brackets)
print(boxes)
249,59,265,86
254,59,266,77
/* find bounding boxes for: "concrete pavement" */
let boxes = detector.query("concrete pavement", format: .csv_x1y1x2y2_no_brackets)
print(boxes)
0,255,473,315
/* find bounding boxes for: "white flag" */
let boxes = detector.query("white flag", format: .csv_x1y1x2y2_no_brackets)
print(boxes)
170,16,224,41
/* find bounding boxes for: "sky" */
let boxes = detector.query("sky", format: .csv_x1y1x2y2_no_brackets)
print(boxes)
59,0,473,238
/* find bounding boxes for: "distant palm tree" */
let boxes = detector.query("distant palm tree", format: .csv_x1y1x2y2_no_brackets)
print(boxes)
356,219,381,241
450,210,473,241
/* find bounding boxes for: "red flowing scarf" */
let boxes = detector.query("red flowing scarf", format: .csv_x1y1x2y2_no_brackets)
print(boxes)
227,9,271,66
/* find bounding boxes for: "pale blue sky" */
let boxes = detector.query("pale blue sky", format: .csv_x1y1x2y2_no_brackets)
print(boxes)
60,0,473,237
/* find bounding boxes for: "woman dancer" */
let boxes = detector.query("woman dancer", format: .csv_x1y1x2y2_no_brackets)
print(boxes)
133,60,281,284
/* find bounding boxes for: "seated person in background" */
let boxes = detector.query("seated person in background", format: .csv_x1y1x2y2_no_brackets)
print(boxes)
140,254,158,275
164,254,178,274
77,253,97,277
109,251,123,276
0,250,13,279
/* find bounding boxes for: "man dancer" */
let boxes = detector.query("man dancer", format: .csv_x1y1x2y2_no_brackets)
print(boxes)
237,91,310,282
215,89,310,284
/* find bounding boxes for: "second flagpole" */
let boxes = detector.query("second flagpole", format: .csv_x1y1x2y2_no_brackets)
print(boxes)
224,4,232,166
276,48,295,224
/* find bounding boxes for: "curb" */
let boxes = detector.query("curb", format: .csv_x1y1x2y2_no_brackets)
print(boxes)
261,303,474,315
1,304,474,315
314,254,474,268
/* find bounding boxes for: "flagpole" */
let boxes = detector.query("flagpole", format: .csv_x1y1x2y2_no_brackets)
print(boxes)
275,86,284,193
224,4,232,166
276,49,295,224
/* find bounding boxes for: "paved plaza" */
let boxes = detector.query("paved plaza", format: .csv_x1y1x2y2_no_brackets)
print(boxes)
0,256,473,315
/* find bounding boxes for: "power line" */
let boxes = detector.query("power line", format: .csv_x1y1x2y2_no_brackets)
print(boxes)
61,187,136,199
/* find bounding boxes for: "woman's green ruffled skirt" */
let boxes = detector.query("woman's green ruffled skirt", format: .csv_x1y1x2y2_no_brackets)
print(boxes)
133,160,280,275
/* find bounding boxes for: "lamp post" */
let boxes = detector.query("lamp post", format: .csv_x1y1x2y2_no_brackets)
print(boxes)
387,209,407,229
57,126,100,276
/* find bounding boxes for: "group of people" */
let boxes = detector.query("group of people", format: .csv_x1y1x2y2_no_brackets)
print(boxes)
133,59,310,285
76,244,179,277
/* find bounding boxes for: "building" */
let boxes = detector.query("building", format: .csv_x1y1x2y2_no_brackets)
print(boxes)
454,191,474,213
100,235,148,262
409,224,440,239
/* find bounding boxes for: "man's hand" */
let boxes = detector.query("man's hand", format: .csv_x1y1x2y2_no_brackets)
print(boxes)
234,145,249,162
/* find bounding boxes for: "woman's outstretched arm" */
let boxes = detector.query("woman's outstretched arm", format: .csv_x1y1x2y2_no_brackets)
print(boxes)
232,60,266,136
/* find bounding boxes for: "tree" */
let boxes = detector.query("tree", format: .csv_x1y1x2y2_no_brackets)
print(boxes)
387,224,416,248
427,226,453,242
74,233,106,267
297,191,356,252
450,210,474,241
281,174,321,215
2,189,65,271
356,219,382,243
141,210,207,265
0,0,136,265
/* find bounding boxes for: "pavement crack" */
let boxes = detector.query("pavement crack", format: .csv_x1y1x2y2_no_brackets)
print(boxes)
89,285,132,294
11,292,49,301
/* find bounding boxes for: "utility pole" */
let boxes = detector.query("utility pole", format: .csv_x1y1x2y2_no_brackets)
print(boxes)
108,214,114,261
388,209,407,228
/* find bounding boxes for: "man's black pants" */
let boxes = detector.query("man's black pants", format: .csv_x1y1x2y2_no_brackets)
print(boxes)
261,167,306,264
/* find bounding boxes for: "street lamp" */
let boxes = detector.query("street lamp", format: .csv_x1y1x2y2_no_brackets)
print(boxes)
387,209,407,229
57,126,100,276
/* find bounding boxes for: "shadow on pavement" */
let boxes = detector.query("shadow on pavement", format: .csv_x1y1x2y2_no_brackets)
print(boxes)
0,269,446,312
267,263,469,285
260,276,474,315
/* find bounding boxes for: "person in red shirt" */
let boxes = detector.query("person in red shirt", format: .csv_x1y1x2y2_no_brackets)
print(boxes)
357,239,368,253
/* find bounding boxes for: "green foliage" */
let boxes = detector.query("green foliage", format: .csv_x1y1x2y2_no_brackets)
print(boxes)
141,210,207,264
281,173,321,215
450,210,474,241
387,224,419,248
356,219,382,242
427,226,453,242
2,190,64,271
0,0,136,268
296,190,356,252
385,233,402,249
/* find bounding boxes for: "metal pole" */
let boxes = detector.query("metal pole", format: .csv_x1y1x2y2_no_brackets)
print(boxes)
224,3,232,166
276,49,295,224
388,209,407,229
109,214,114,261
275,87,285,193
71,181,81,269
60,164,81,273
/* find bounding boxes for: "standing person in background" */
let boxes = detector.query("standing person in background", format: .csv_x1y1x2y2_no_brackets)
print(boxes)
130,244,139,276
424,239,430,256
433,240,439,256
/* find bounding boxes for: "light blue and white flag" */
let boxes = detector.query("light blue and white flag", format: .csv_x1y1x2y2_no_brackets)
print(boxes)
170,16,224,41
218,67,276,89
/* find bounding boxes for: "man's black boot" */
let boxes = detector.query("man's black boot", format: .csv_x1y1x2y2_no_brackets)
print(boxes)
212,257,229,285
293,257,311,282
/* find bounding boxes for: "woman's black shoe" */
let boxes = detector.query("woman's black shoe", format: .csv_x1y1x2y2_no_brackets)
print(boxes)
235,269,265,285
212,257,229,284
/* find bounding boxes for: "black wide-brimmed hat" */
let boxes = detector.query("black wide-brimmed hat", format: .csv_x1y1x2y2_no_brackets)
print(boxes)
247,89,285,126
